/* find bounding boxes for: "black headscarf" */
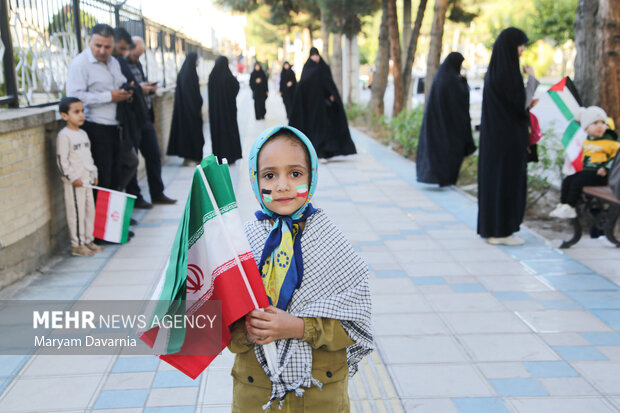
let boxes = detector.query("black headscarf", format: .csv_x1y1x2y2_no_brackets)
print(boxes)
208,56,242,163
416,52,475,186
289,48,356,158
279,61,297,119
477,27,530,238
250,61,268,120
485,27,529,118
250,62,268,94
167,52,205,162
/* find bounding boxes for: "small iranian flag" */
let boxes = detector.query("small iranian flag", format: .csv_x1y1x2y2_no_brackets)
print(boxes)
89,186,136,243
547,77,587,174
139,155,271,379
296,184,308,197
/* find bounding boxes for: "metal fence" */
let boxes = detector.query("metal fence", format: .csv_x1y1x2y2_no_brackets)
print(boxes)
0,0,215,108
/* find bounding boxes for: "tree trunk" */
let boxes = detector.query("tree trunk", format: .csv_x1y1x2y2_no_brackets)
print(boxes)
401,0,411,67
574,0,620,126
321,10,330,64
283,34,290,62
424,0,448,105
387,0,404,116
346,34,360,105
343,35,350,105
402,0,428,109
302,27,312,60
370,0,390,115
332,33,343,95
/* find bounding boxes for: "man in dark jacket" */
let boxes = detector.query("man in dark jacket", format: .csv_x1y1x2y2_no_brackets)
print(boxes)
112,28,144,193
124,36,177,208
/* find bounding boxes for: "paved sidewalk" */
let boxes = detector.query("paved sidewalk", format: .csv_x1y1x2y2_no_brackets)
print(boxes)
0,83,619,413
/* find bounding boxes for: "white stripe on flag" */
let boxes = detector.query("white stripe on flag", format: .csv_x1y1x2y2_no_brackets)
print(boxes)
104,192,127,243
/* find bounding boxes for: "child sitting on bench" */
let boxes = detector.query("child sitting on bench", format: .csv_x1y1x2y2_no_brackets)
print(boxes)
550,106,620,219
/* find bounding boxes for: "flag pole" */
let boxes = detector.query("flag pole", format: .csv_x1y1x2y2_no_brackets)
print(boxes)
196,165,279,375
83,184,138,199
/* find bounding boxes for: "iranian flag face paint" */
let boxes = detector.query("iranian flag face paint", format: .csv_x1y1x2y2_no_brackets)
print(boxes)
296,184,308,198
261,188,273,203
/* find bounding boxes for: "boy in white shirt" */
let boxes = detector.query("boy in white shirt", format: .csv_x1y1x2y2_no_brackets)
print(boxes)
56,97,103,256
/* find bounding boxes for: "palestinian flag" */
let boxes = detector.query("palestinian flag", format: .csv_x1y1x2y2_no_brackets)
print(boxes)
139,155,269,379
90,186,136,243
547,77,587,173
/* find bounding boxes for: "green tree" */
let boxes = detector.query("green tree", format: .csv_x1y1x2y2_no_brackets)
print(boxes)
48,5,98,35
529,0,578,46
245,6,288,63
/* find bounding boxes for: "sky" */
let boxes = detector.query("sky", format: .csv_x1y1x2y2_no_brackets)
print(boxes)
128,0,247,49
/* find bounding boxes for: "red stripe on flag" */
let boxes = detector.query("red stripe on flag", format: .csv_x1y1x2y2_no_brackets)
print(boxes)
159,329,230,379
572,152,583,172
210,254,269,327
139,253,270,379
93,190,111,239
549,77,567,92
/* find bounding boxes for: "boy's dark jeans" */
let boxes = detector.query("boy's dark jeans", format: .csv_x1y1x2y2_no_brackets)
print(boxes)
561,170,607,206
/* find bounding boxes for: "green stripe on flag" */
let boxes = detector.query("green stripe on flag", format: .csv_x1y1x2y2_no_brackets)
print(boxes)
202,156,237,212
562,121,581,149
548,91,574,121
120,197,134,244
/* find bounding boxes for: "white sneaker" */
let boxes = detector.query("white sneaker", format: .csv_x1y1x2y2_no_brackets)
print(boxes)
549,204,564,218
553,204,577,219
487,235,525,246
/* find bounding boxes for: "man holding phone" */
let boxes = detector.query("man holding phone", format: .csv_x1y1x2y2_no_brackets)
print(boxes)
124,36,177,208
66,24,133,191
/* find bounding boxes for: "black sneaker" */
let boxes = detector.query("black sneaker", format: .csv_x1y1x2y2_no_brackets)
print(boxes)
152,194,177,205
134,198,153,209
94,238,115,245
130,218,138,226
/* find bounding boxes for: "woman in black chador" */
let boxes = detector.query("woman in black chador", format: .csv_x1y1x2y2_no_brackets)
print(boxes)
167,52,205,164
208,56,242,164
249,62,268,120
289,47,356,159
477,27,534,246
279,61,297,119
416,52,476,186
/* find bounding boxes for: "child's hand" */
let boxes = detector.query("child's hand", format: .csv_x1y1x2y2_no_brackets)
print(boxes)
597,167,607,177
245,306,304,345
72,179,83,187
93,178,98,186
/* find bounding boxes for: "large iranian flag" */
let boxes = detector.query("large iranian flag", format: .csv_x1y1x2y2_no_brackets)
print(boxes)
90,186,136,244
547,76,587,174
139,155,269,379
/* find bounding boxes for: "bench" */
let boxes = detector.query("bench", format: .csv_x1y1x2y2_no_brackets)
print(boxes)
560,186,620,248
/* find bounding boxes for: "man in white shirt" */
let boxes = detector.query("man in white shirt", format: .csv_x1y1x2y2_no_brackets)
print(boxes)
66,23,133,190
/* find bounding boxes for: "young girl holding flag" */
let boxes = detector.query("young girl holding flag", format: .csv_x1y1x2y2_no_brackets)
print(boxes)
228,126,374,411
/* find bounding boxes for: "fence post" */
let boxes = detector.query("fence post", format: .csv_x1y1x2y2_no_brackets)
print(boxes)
142,17,148,78
72,0,82,52
159,31,166,87
0,0,18,108
172,31,177,76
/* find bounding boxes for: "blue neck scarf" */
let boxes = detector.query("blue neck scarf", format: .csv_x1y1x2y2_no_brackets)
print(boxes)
248,126,318,310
